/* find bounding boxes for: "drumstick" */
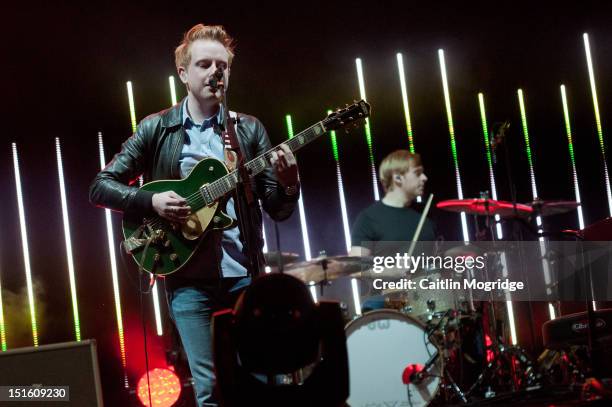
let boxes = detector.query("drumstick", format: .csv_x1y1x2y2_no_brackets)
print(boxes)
407,193,434,258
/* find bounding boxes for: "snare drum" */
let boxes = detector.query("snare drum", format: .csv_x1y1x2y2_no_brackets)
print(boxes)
346,310,442,406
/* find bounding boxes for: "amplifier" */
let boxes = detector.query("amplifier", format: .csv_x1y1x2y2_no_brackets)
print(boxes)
0,339,103,406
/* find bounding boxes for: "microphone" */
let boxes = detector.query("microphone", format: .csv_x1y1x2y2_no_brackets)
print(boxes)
208,66,225,91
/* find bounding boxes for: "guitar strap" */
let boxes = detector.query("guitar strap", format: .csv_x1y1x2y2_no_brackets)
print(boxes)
221,111,239,171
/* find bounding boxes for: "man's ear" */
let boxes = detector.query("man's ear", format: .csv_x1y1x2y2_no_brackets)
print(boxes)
178,66,188,84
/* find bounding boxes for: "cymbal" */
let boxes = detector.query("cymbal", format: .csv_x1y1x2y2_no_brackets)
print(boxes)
437,198,532,218
444,244,484,258
263,251,300,266
283,256,371,284
528,199,580,217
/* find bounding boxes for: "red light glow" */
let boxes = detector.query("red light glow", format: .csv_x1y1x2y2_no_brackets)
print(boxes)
137,368,182,407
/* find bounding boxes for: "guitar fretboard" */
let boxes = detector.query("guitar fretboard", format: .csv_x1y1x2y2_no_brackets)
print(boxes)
201,121,327,204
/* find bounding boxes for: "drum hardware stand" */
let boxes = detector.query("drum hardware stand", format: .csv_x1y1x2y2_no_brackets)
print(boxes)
425,310,469,403
274,220,284,272
315,251,331,296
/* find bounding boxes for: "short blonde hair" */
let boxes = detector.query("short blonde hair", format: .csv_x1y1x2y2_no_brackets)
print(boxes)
379,150,422,192
174,24,235,70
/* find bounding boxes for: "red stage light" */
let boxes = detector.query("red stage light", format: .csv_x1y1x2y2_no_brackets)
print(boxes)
136,367,182,407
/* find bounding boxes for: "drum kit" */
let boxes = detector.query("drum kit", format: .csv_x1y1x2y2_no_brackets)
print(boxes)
266,196,595,405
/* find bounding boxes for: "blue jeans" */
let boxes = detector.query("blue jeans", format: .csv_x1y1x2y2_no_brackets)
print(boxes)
166,277,251,407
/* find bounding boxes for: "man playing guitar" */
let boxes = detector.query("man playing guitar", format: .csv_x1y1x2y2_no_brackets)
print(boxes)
90,24,300,406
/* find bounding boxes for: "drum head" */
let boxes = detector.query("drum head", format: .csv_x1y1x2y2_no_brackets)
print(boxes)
346,310,441,406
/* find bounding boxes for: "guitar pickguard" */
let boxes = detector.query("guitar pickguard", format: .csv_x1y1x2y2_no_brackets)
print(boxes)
182,202,218,240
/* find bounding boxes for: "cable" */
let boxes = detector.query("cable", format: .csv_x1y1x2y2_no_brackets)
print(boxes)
139,266,154,407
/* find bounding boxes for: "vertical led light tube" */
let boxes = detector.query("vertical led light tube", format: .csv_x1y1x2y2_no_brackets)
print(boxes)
55,138,81,342
286,115,312,261
560,85,585,229
169,76,178,106
477,94,503,239
517,90,539,207
98,133,129,387
478,94,517,341
517,90,555,319
127,82,160,330
126,81,138,134
438,50,469,242
126,81,143,189
0,276,5,351
351,278,362,316
328,110,352,253
583,33,612,216
309,282,318,303
355,58,380,201
396,53,422,203
260,206,272,274
12,143,38,347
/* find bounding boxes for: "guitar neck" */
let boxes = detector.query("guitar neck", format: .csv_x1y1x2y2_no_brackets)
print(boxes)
206,121,327,200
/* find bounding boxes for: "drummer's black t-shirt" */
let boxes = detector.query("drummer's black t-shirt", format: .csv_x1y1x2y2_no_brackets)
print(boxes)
351,201,436,247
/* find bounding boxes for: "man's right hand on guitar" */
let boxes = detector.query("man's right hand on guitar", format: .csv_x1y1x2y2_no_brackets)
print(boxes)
152,191,191,223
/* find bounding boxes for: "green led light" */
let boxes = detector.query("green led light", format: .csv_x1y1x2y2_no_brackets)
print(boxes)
438,50,461,192
478,93,493,171
0,278,6,351
285,115,294,139
396,53,415,153
584,34,605,152
560,86,576,166
355,58,380,200
327,110,340,162
438,49,469,242
517,89,538,199
560,84,585,229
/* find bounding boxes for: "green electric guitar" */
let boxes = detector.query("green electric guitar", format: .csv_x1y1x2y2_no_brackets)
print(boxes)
122,100,371,275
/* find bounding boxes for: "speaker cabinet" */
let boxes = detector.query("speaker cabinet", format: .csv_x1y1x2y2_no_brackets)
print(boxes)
0,339,103,406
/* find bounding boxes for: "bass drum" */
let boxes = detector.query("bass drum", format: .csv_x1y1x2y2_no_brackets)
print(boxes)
346,310,441,406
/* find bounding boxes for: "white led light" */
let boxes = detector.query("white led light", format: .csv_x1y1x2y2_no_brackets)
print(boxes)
55,138,81,341
169,76,178,106
98,133,129,387
351,278,361,316
438,49,469,242
12,143,38,347
355,58,380,201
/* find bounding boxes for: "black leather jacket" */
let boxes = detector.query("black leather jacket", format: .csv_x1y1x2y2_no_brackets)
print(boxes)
89,102,299,277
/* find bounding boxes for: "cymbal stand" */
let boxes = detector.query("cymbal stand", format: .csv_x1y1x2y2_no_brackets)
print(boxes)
425,311,468,403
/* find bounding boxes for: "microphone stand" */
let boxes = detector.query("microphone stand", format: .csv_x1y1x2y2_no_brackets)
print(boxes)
495,122,538,359
216,74,262,278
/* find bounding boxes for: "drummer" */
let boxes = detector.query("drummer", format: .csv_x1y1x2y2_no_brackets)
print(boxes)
349,150,436,311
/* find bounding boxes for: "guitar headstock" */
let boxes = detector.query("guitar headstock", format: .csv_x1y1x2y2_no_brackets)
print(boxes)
324,99,371,131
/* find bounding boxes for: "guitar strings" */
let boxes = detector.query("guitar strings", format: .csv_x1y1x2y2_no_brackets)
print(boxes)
143,121,326,230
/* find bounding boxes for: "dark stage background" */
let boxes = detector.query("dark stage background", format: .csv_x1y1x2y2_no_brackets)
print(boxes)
2,1,612,404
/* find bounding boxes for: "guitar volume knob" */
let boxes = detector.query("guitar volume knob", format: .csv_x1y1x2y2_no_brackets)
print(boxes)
170,253,178,261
